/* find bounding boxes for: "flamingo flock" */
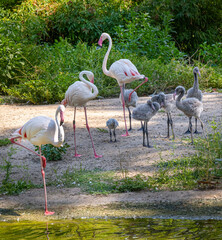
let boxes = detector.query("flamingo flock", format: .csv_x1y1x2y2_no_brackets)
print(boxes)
9,32,205,215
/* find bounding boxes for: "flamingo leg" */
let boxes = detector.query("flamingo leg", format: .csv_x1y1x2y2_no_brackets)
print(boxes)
84,107,102,158
127,107,132,131
189,117,194,144
113,129,117,142
120,86,129,136
128,77,148,102
10,137,46,168
167,113,170,138
194,118,201,134
169,112,175,140
39,147,54,216
73,107,81,157
109,129,113,142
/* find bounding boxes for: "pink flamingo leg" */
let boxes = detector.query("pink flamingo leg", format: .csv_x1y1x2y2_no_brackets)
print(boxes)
128,77,148,102
120,86,129,136
84,107,102,158
10,137,54,215
39,147,54,216
73,107,81,157
10,137,46,167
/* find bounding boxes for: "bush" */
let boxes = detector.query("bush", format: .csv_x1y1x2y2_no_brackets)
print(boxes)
199,42,222,67
115,12,185,62
35,143,70,161
4,38,222,103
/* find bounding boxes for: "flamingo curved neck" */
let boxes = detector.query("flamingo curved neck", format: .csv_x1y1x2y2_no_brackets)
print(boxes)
54,109,64,147
193,72,199,90
79,73,98,99
102,35,112,76
176,90,185,109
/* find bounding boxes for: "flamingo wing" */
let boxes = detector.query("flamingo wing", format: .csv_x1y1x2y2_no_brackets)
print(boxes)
20,116,56,146
109,59,145,85
65,81,95,107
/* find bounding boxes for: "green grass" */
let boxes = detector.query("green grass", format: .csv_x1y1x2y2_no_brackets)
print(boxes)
0,138,11,147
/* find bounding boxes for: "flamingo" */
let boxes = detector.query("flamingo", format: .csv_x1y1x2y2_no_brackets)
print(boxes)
132,100,160,147
10,104,66,215
97,33,148,136
106,118,119,142
185,67,202,134
62,70,102,158
174,86,204,144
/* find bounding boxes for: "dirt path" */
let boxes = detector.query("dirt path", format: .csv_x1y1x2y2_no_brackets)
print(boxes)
0,92,222,221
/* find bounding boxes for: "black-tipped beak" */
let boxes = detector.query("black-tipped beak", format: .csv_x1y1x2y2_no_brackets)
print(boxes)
60,121,64,126
96,45,102,50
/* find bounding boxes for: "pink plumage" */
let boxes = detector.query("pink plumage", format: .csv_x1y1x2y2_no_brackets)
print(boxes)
98,33,148,136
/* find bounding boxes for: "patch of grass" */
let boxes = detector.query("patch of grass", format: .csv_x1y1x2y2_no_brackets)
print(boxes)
151,120,222,190
0,148,35,195
57,168,150,194
0,138,11,147
97,128,108,133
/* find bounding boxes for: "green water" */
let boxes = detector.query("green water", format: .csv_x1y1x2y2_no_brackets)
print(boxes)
0,218,222,240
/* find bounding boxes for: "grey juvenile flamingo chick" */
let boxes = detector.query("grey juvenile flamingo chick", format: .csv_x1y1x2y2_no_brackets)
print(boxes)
185,67,202,134
62,70,102,158
174,86,204,144
151,92,175,139
106,118,119,142
132,100,160,147
10,104,66,216
98,32,148,136
120,84,138,131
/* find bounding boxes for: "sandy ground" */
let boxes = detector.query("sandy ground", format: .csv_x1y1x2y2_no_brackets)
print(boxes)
0,92,222,221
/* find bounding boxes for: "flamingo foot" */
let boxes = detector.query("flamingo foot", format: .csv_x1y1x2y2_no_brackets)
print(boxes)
94,154,103,158
74,154,82,157
45,210,55,216
121,133,129,137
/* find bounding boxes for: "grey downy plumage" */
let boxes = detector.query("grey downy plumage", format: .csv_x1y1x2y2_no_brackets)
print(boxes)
132,100,160,147
151,92,175,139
185,67,203,134
106,118,119,142
174,86,204,144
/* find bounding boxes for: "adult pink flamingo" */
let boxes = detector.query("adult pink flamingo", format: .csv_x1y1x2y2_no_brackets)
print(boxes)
62,70,102,158
10,104,66,215
97,32,148,136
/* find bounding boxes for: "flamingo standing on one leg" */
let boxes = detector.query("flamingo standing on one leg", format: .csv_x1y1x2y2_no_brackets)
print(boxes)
10,104,66,215
97,33,148,136
62,70,102,158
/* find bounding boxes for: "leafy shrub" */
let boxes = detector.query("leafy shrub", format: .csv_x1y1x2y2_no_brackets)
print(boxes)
35,143,70,161
199,42,222,67
115,13,185,62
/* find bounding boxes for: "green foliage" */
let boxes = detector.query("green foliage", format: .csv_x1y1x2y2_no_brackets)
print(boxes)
115,12,185,62
142,0,222,54
199,42,222,67
35,142,70,161
4,39,222,103
152,121,222,190
0,138,11,147
0,148,34,195
58,168,150,194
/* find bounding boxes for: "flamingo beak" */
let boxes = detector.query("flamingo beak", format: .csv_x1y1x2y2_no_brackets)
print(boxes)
90,77,94,84
61,99,67,107
97,37,103,49
173,92,176,100
198,71,201,77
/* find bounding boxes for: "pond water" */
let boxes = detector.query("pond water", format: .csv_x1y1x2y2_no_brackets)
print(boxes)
0,218,222,239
